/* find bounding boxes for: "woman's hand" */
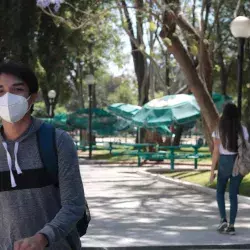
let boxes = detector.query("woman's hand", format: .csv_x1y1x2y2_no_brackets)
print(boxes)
209,171,216,184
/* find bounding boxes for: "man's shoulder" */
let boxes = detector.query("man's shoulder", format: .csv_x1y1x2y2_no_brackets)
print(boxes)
54,128,76,148
55,127,66,138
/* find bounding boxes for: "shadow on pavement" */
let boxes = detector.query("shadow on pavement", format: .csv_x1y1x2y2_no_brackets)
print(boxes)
80,166,250,248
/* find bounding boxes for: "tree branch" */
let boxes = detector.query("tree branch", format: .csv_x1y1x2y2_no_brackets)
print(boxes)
160,0,218,131
177,13,200,40
203,0,212,34
199,0,206,82
234,0,242,17
120,0,136,39
176,10,213,91
192,0,196,27
161,33,218,131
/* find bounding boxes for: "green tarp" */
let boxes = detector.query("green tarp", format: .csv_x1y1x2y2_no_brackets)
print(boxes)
212,93,232,113
40,114,74,131
109,103,172,135
132,94,200,128
132,93,232,129
38,92,230,135
148,125,172,135
92,118,131,136
40,109,132,135
67,108,117,130
108,103,141,120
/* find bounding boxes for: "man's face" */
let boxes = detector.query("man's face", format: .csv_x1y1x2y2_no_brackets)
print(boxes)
0,74,30,98
0,73,37,106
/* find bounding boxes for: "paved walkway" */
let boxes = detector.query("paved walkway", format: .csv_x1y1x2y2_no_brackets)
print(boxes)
80,164,250,249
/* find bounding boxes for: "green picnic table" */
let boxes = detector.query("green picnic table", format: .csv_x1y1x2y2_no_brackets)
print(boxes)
110,142,211,169
76,141,211,169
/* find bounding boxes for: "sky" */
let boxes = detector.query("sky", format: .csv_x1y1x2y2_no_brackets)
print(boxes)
108,33,134,77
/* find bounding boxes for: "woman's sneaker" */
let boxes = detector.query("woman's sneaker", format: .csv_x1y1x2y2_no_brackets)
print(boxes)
217,219,228,233
224,225,236,235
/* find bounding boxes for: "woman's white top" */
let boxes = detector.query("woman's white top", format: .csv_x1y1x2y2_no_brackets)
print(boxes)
212,126,249,155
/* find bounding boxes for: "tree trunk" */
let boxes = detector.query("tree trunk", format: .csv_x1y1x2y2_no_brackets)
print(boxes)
135,0,149,105
77,58,84,109
160,2,218,138
121,0,149,106
148,0,154,99
218,52,228,95
120,0,150,143
215,4,228,96
192,0,196,27
160,30,219,134
173,125,183,146
165,52,171,95
202,117,213,151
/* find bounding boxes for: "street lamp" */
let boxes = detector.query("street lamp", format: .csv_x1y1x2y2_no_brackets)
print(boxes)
230,16,250,116
48,90,57,118
86,74,95,159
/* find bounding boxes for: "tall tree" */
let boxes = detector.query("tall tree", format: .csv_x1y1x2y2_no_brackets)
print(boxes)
36,12,70,115
118,0,150,106
159,0,219,135
0,0,38,64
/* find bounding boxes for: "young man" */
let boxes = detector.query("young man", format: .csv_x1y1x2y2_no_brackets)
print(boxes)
0,62,85,250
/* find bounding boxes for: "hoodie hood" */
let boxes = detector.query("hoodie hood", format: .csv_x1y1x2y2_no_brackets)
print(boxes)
0,117,44,187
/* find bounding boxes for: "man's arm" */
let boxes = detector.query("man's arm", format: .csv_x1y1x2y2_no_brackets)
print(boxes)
37,131,85,245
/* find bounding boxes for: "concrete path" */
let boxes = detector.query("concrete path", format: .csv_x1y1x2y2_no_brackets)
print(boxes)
79,165,250,249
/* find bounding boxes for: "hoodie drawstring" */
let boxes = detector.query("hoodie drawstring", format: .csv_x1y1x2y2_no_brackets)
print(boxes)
2,142,22,188
14,142,22,174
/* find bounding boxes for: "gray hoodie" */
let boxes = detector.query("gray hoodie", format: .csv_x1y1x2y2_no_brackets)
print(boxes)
0,118,85,250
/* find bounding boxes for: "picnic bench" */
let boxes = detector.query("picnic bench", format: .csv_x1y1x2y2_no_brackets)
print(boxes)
75,141,211,169
109,142,211,169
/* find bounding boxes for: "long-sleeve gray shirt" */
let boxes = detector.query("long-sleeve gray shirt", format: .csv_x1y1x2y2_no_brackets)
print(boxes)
0,118,85,249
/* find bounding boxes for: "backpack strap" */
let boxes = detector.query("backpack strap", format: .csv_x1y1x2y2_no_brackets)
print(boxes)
36,122,58,185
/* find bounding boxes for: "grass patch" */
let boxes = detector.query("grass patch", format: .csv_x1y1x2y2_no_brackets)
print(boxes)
178,147,209,153
164,171,250,197
171,158,212,165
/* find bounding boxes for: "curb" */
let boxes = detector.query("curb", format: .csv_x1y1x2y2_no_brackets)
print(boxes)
137,169,250,205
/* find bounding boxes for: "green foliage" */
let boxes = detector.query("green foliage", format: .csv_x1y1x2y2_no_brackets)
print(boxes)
5,0,248,125
149,21,157,32
33,101,67,118
163,37,172,46
214,65,221,73
33,102,48,118
108,80,137,105
0,1,126,116
190,44,198,57
0,0,39,64
94,68,138,107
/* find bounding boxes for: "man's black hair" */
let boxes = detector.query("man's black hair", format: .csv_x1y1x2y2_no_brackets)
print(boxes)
0,62,38,94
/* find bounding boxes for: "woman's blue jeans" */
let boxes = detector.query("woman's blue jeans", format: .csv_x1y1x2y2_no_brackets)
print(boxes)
216,154,243,225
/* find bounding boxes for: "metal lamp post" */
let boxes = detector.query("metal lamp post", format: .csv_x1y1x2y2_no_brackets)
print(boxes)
86,74,95,159
48,90,57,118
230,16,250,117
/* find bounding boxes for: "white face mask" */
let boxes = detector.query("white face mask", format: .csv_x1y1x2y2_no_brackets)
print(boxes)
0,92,31,123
